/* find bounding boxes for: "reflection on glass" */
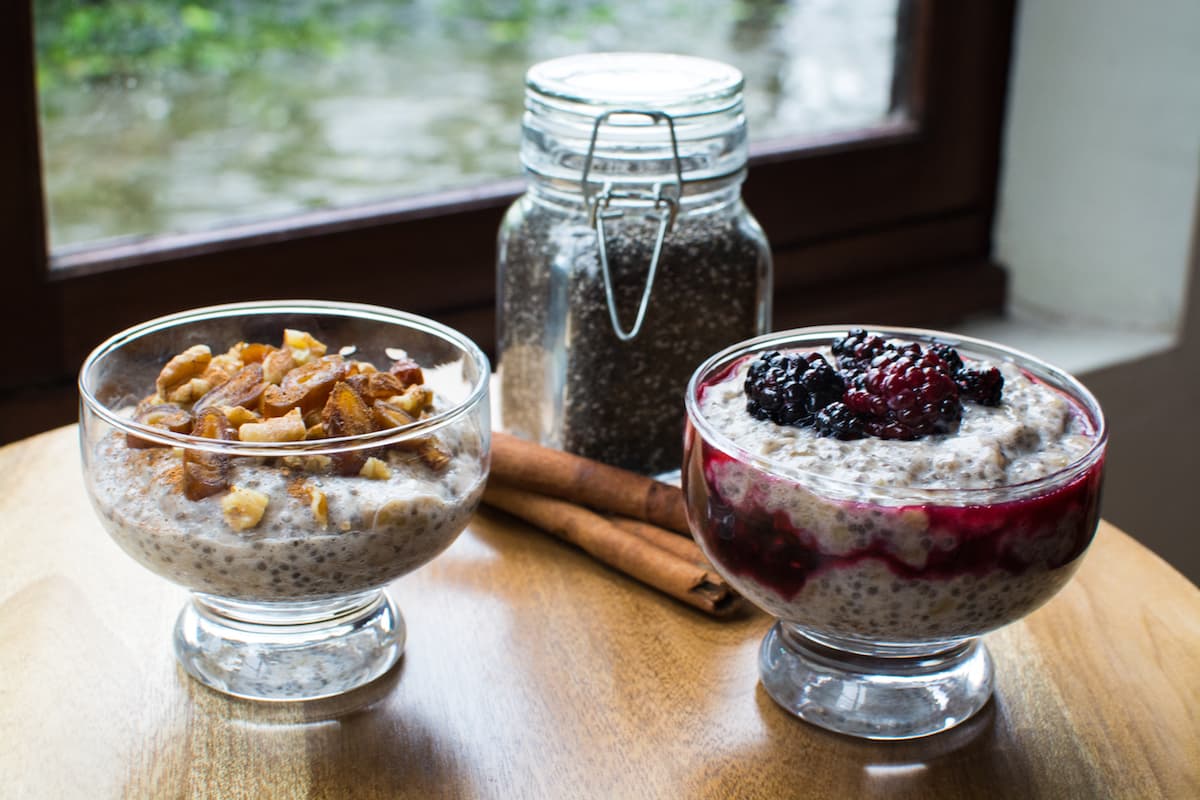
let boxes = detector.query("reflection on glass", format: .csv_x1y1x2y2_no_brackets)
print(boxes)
34,0,904,253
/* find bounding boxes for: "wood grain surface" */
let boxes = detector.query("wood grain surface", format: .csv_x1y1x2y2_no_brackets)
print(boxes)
1,426,1197,799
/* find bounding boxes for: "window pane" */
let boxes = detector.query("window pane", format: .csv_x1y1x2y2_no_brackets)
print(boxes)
35,0,904,254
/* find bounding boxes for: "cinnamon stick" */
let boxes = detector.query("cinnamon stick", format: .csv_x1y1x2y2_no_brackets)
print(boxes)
490,432,690,535
482,483,739,617
607,516,714,572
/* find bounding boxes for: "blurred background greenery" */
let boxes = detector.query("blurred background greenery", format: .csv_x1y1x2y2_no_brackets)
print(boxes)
34,0,899,251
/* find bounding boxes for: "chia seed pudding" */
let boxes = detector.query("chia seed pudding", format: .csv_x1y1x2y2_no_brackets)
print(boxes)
83,327,488,603
88,424,485,602
683,333,1106,644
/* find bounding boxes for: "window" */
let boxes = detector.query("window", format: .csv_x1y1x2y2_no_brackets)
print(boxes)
2,0,1016,443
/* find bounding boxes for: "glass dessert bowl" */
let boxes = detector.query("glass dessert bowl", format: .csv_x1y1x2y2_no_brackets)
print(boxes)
79,300,491,701
683,326,1106,739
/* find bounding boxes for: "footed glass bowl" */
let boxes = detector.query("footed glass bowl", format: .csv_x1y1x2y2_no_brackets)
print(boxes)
79,300,490,701
683,326,1106,739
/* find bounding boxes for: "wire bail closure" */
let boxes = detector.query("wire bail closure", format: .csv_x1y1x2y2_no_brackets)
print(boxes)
580,110,684,342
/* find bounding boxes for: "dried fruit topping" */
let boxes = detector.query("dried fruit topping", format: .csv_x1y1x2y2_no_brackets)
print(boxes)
192,363,266,414
322,381,374,475
126,403,194,449
261,355,349,417
372,399,416,430
182,409,236,500
155,344,211,399
843,350,962,440
346,371,407,404
745,351,845,426
388,358,425,387
233,342,275,364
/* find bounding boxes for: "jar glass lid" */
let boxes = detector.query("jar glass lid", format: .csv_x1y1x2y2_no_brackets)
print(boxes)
527,52,743,116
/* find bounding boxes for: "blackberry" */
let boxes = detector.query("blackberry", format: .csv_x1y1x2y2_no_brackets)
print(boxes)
957,366,1004,406
745,351,845,427
814,401,865,440
831,329,890,372
843,350,962,439
930,343,965,375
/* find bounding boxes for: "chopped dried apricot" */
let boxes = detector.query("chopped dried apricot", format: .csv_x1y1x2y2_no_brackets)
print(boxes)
388,358,424,387
261,355,348,417
126,403,193,449
322,381,375,475
193,363,266,414
182,409,236,500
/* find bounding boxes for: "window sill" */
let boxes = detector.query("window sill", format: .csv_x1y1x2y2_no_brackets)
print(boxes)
950,306,1177,377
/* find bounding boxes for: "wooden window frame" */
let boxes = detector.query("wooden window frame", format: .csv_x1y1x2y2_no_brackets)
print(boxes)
1,0,1015,442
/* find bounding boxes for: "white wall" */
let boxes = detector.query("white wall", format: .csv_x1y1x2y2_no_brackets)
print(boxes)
995,0,1200,333
989,0,1200,582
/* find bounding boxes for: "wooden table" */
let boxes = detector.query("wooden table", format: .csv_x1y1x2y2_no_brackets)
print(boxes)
1,426,1197,799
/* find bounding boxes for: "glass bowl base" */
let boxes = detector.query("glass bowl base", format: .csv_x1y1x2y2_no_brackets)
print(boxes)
173,588,405,702
759,621,993,740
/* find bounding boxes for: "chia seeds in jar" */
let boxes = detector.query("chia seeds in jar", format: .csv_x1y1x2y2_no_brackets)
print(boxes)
497,52,772,475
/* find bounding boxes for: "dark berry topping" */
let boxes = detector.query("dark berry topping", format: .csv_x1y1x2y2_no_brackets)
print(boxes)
842,350,962,440
957,366,1004,406
930,343,965,375
831,329,890,371
814,401,865,440
744,331,1004,440
745,351,846,427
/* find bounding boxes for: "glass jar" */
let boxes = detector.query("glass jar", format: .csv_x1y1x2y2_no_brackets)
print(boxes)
497,52,772,475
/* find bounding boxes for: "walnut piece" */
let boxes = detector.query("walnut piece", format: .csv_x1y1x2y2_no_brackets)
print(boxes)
221,486,270,531
308,487,329,528
359,457,392,480
238,407,306,443
155,344,212,399
283,329,328,365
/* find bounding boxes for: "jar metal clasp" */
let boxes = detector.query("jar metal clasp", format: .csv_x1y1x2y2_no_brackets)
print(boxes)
581,110,684,342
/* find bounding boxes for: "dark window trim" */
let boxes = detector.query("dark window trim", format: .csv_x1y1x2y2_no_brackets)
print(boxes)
1,0,1016,443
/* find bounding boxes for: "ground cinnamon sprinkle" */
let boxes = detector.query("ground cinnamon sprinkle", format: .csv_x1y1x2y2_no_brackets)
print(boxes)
287,477,310,500
163,465,184,494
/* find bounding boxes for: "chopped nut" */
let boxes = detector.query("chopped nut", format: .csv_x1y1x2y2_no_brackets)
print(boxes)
305,422,326,439
262,348,297,385
346,360,377,376
417,439,452,471
156,344,212,399
238,407,306,442
165,377,212,405
338,520,352,532
389,384,434,416
221,405,261,428
283,329,328,365
359,457,391,480
221,486,270,531
309,487,329,528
